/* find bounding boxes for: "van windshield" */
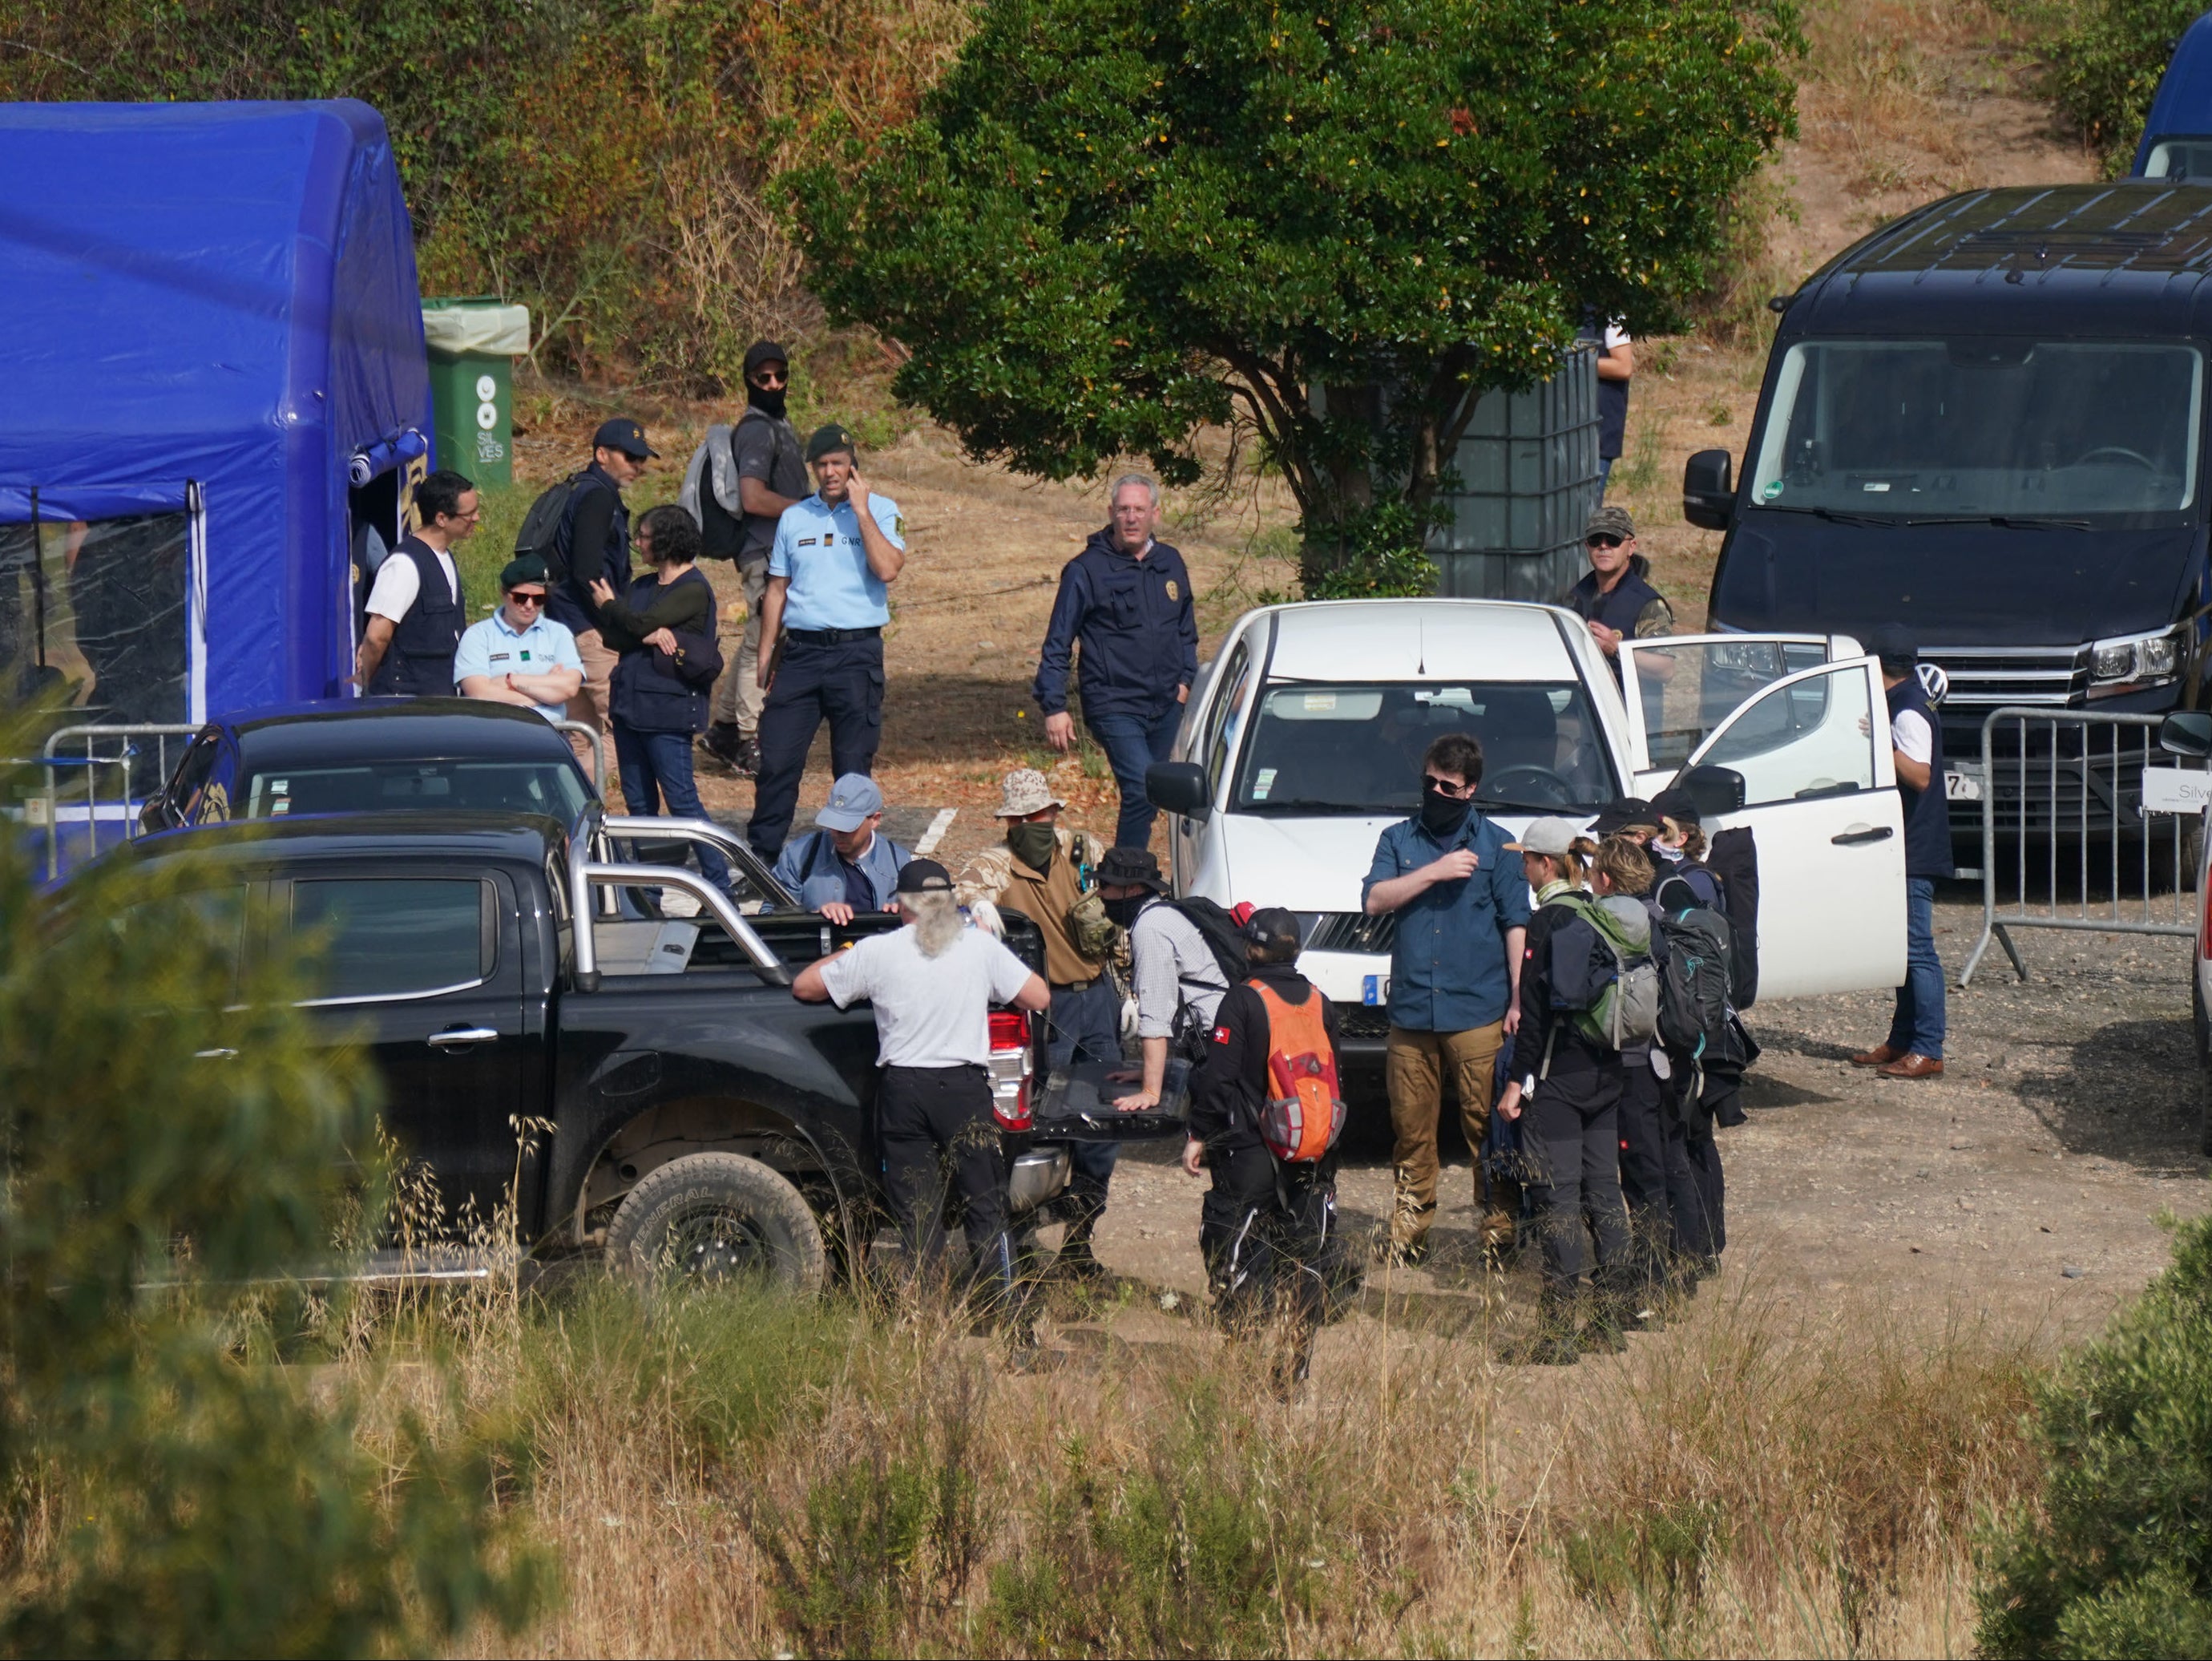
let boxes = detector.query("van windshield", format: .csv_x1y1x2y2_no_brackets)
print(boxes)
1233,681,1620,814
1750,339,2203,519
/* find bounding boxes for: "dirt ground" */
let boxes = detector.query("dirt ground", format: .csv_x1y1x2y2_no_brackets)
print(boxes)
519,1,2205,1346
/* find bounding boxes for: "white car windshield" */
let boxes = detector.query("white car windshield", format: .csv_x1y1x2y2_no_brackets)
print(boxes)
1750,338,2203,519
1233,681,1620,814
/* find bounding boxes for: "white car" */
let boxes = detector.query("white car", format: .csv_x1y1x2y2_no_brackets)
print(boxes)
1146,599,1911,1081
2157,709,2212,1155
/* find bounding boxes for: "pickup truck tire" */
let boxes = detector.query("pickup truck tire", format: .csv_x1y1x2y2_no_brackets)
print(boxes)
605,1153,828,1293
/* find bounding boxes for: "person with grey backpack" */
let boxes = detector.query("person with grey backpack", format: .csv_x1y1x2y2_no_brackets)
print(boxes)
1497,821,1651,1364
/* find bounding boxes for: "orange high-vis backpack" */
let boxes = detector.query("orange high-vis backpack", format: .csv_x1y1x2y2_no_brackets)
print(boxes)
1247,978,1346,1163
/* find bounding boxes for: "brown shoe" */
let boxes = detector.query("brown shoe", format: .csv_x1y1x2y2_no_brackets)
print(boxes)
1851,1043,1903,1068
1877,1053,1944,1079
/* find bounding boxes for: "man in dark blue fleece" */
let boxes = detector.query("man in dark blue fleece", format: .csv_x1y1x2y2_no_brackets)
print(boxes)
1034,474,1200,849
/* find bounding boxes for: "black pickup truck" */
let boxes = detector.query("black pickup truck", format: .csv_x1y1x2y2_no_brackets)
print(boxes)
109,806,1185,1286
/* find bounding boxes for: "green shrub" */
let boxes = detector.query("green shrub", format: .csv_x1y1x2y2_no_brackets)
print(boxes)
1976,1211,2212,1658
2040,0,2205,174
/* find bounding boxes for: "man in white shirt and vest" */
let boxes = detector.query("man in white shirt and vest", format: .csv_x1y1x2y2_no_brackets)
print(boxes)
355,469,478,697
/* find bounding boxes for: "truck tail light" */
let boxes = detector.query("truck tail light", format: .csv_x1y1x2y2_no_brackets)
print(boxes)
988,1008,1033,1132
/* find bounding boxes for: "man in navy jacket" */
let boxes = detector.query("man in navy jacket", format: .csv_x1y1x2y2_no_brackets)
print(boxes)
1035,475,1200,848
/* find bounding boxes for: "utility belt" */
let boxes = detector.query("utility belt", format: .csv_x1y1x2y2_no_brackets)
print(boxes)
1050,976,1098,994
785,625,882,645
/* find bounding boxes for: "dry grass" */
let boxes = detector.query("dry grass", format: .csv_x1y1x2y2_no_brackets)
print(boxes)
280,1257,2046,1659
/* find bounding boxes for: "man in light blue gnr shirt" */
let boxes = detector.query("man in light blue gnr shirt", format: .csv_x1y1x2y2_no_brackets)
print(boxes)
748,422,907,859
455,555,585,724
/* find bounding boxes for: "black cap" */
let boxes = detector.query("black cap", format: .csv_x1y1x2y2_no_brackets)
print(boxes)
894,858,954,896
1867,622,1919,669
1242,905,1302,961
743,340,789,378
500,554,549,591
805,422,857,463
1097,846,1167,891
591,416,658,460
1650,786,1701,827
1590,797,1664,837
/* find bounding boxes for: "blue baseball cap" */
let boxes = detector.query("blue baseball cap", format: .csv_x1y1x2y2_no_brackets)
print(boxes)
815,773,884,832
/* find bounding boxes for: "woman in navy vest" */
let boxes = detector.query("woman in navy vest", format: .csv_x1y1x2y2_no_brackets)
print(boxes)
1852,624,1952,1079
590,504,730,892
356,469,478,697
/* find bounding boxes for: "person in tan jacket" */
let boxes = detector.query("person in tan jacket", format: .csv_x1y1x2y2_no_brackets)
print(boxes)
959,767,1120,1279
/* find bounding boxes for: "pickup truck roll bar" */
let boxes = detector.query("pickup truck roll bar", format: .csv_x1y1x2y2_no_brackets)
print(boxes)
567,809,792,989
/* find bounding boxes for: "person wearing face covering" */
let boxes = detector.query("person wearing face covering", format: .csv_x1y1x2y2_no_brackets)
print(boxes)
1361,733,1532,1267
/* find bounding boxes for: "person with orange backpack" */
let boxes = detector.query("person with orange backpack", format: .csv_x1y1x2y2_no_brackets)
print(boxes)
1182,907,1350,1385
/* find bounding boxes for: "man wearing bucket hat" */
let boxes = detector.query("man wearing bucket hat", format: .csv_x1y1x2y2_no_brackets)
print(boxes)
768,771,914,924
1096,844,1230,1116
960,767,1121,1277
748,422,907,860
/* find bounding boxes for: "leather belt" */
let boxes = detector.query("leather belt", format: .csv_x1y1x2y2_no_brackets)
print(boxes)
785,626,882,645
1050,977,1098,993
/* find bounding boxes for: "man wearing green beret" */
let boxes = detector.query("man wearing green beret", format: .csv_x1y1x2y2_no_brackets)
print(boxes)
455,554,587,729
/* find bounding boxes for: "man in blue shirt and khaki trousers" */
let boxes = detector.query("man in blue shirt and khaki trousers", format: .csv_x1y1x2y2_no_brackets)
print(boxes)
1362,733,1531,1268
748,423,907,860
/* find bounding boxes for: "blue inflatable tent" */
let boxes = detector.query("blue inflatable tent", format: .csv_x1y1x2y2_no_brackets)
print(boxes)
2134,12,2212,178
0,99,432,729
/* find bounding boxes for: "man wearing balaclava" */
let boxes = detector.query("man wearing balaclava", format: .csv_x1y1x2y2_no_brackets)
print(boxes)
1359,732,1532,1271
700,339,807,777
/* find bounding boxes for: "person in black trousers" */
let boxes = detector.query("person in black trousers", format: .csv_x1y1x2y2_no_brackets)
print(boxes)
589,504,729,893
1182,907,1346,1388
1498,820,1633,1365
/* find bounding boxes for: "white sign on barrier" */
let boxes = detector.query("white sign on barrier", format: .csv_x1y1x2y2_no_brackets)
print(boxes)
2141,766,2212,814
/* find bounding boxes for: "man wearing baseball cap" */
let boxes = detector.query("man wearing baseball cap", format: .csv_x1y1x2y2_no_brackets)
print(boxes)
747,422,908,859
1561,504,1673,682
794,858,1052,1311
768,771,914,924
547,415,659,738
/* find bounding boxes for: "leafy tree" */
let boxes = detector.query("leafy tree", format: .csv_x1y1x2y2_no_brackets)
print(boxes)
1976,1211,2212,1658
790,0,1800,589
0,719,543,1654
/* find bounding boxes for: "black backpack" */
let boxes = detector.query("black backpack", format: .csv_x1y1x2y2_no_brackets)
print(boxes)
1166,895,1250,989
1701,828,1762,1009
1652,903,1741,1069
514,471,588,586
686,426,745,560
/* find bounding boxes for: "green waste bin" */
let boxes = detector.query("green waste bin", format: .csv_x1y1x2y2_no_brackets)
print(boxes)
421,298,531,487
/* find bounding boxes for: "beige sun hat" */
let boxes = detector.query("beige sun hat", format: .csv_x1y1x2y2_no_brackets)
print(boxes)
994,767,1067,818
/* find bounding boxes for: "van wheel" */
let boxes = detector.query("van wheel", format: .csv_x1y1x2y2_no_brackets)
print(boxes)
605,1153,828,1293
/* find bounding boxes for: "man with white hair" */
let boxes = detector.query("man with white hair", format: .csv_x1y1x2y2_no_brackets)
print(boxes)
1033,473,1200,849
794,859,1052,1298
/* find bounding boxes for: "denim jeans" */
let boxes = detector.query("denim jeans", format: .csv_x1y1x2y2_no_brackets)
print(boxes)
613,721,732,891
1886,875,1945,1059
1084,701,1185,850
1048,976,1124,1207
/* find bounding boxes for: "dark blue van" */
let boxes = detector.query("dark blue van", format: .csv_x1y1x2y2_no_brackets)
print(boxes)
2134,11,2212,180
1685,183,2212,843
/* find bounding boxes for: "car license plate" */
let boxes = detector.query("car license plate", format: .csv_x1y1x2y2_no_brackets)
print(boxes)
1944,766,1984,802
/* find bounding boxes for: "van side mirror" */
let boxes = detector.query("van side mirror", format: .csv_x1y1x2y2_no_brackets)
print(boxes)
1146,761,1212,819
1678,764,1746,818
2161,710,2212,758
1683,450,1734,531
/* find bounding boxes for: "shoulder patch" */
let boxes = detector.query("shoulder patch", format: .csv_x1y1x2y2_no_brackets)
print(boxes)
1212,1024,1233,1045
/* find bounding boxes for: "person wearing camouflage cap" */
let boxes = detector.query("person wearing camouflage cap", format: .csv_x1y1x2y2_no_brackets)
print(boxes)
1561,503,1673,683
454,552,584,725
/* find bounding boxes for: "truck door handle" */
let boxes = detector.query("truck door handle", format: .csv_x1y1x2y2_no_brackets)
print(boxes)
426,1026,501,1049
193,1047,238,1061
1831,824,1894,846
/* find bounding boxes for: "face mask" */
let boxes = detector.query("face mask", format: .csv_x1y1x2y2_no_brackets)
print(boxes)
1419,784,1471,839
749,382,787,419
1102,893,1148,928
1007,822,1057,871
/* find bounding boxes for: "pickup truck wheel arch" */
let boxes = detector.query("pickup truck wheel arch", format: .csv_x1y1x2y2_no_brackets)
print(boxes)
604,1152,830,1293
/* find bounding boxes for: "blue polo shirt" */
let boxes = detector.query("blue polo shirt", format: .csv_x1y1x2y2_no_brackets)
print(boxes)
769,491,905,631
1362,811,1531,1033
454,608,584,723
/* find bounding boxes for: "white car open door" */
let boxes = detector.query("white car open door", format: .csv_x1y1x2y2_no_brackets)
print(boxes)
1669,653,1907,1001
1617,633,1847,792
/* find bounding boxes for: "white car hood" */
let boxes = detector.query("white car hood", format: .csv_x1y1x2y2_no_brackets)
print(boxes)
1210,809,1539,913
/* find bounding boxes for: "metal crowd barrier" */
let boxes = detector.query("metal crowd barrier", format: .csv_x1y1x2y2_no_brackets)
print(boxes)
35,723,202,881
555,718,607,796
1957,706,2200,986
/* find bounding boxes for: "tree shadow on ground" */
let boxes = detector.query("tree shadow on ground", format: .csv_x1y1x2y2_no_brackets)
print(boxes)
2013,1016,2205,1177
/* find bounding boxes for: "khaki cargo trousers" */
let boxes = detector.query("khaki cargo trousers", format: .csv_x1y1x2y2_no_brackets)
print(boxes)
1386,1021,1519,1253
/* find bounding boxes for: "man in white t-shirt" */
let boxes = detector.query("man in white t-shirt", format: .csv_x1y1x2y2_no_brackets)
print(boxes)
354,469,480,697
1594,317,1633,493
794,858,1051,1291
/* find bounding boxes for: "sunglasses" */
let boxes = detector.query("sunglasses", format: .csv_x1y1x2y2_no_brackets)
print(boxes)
1423,773,1477,798
1585,533,1626,550
749,368,789,387
507,590,547,606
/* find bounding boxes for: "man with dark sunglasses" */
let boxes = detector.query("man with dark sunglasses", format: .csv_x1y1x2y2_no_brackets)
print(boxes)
455,554,585,725
1563,504,1673,682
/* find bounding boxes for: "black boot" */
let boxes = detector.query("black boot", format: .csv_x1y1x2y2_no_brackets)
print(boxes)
1052,1197,1111,1284
699,722,745,771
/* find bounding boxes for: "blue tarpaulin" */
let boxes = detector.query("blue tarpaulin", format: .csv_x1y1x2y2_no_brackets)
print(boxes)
0,99,432,717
